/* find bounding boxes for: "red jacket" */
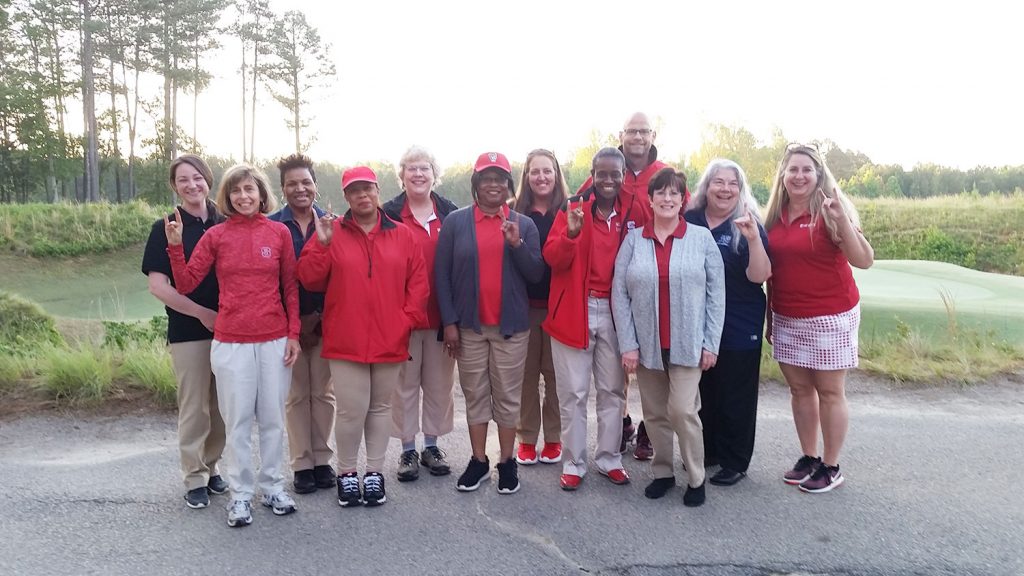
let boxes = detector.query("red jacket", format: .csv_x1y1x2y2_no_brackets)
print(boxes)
169,213,299,343
542,188,648,349
297,209,428,363
576,146,671,223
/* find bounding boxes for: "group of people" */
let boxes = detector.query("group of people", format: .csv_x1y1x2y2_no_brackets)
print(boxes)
142,112,874,528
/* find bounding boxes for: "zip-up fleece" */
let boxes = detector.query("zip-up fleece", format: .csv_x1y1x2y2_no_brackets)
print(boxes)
296,209,428,363
542,187,648,350
168,213,299,343
576,145,671,222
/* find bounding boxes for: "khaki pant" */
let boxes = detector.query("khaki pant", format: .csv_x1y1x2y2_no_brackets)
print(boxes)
392,329,456,441
551,297,624,477
169,339,226,491
285,335,335,470
519,308,559,444
637,362,705,487
457,326,529,428
330,360,402,472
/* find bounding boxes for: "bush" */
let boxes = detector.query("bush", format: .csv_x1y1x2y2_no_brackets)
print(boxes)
0,200,167,257
0,290,64,354
39,345,116,404
0,355,33,392
119,343,177,407
103,316,168,350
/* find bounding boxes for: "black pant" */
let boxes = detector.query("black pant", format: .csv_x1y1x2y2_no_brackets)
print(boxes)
698,346,761,473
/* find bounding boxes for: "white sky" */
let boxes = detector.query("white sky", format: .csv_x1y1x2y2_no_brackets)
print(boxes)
185,0,1023,171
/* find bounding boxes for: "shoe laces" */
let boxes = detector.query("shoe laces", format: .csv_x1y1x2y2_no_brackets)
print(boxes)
341,474,360,493
400,450,418,465
807,462,832,482
364,473,383,493
269,492,295,507
228,499,250,515
796,455,820,470
424,446,447,461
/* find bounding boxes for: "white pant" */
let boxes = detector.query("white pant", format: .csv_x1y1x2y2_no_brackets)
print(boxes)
211,338,292,501
551,297,625,477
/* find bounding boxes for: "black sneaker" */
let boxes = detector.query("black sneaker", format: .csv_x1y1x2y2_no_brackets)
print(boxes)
313,465,336,489
293,469,317,494
185,487,210,509
456,456,490,492
337,472,362,507
362,472,387,506
783,455,822,485
683,482,706,507
644,476,676,499
496,458,521,494
421,445,451,476
397,449,420,482
207,475,229,495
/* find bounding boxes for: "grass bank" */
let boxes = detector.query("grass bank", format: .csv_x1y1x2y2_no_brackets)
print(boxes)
0,201,167,257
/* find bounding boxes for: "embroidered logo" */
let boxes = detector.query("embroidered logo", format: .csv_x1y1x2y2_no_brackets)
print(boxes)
260,247,272,258
717,234,732,246
488,152,498,162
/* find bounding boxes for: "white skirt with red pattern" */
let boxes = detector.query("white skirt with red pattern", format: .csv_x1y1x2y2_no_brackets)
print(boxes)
771,304,860,370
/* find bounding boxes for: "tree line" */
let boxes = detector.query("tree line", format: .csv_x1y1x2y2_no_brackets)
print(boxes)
0,0,333,204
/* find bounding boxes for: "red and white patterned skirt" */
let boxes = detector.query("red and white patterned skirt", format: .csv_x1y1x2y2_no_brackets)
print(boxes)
771,305,860,370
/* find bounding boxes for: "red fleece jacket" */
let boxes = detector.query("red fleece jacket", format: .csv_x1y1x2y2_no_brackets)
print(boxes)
168,213,300,343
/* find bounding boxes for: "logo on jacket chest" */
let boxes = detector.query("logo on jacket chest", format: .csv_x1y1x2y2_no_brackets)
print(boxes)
260,246,272,258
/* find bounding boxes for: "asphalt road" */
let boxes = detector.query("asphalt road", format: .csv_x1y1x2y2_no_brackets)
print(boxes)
1,377,1022,576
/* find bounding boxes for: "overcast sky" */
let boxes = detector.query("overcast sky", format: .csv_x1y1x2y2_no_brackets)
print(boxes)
185,0,1022,171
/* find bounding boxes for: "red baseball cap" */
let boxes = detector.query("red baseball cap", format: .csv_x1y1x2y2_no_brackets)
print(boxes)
341,166,378,190
473,152,511,175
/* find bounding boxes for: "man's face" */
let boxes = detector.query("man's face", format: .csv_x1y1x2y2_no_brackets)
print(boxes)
619,115,655,160
282,167,316,211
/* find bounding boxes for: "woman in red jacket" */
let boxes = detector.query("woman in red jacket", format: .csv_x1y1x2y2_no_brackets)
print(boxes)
165,164,301,528
297,166,428,508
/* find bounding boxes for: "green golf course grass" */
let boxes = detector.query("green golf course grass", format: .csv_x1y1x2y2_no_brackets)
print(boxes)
1,248,1022,344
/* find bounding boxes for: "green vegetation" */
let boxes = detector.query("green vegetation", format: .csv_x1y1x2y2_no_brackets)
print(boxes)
39,345,116,404
0,201,166,257
0,291,64,354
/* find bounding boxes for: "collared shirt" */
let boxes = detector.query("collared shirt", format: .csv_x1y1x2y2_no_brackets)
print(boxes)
474,204,507,326
588,203,622,295
642,219,688,349
269,204,326,315
401,199,443,328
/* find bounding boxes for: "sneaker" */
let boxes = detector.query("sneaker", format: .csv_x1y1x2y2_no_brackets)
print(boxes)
620,415,636,452
456,456,490,492
293,469,317,494
683,482,706,507
496,458,521,494
783,455,822,485
420,446,451,476
313,465,336,489
799,463,844,494
710,467,745,486
261,491,297,516
633,421,654,460
515,443,538,465
599,468,631,485
226,499,252,527
397,449,420,482
362,472,387,506
559,474,583,491
184,487,210,509
337,472,362,507
538,442,562,464
644,476,676,499
207,475,229,495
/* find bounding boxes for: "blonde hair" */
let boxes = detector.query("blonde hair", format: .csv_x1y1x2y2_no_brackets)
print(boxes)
216,164,278,216
764,145,860,243
396,145,442,190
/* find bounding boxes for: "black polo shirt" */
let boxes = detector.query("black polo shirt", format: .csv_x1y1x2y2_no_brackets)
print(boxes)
268,204,325,316
141,202,223,343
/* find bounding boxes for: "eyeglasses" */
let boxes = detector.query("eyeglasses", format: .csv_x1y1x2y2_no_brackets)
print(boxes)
623,128,653,137
786,142,820,152
404,164,432,174
478,174,508,186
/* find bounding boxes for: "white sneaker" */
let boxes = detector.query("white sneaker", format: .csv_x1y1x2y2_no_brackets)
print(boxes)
226,499,252,527
261,491,297,516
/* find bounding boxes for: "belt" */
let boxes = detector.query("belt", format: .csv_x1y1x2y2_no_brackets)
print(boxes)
588,289,611,299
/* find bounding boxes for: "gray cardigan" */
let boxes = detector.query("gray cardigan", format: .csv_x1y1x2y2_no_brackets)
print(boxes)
434,206,544,337
611,226,726,370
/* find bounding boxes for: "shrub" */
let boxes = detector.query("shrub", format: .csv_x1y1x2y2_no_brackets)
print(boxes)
0,291,64,355
119,343,177,407
39,345,116,403
103,316,168,350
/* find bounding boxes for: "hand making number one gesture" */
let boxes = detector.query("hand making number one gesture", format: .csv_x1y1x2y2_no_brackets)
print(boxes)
500,211,521,247
566,198,584,238
312,201,336,246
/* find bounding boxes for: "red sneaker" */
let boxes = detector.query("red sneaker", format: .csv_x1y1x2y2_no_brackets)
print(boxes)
559,474,583,491
538,442,562,464
599,468,630,485
515,443,538,465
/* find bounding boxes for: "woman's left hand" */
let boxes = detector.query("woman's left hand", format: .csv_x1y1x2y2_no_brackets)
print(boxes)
699,349,718,371
283,338,301,367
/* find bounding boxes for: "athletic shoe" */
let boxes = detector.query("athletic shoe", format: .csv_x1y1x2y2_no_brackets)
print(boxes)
633,421,654,460
456,456,490,492
207,475,229,495
620,415,636,452
261,491,297,516
337,472,362,507
495,458,521,494
293,469,317,494
783,455,822,485
313,465,336,489
538,442,562,464
709,468,746,486
420,446,451,476
644,477,675,499
184,487,210,509
599,468,630,485
362,472,387,506
397,449,420,482
683,482,706,507
515,443,538,465
799,463,844,494
560,474,583,491
226,499,252,527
